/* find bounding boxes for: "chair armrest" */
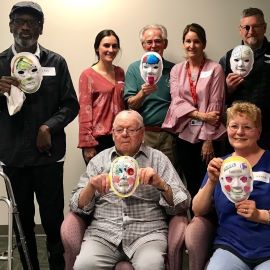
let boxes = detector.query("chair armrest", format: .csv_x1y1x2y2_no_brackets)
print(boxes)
61,211,88,270
185,216,216,270
167,215,188,270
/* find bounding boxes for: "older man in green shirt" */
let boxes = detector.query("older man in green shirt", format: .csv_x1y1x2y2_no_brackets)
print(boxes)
124,24,177,167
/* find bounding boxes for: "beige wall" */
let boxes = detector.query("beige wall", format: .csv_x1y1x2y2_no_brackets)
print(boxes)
1,0,270,224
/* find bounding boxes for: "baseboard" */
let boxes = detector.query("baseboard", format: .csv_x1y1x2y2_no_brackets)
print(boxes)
0,224,44,236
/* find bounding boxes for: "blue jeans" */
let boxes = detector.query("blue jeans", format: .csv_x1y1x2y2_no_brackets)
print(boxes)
207,248,270,270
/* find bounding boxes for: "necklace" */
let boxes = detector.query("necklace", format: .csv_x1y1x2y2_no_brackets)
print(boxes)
191,72,198,81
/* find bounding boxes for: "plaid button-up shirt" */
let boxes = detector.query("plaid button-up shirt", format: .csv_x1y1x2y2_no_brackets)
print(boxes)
70,144,190,258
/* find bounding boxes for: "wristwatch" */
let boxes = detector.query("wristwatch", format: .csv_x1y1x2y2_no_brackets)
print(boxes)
157,182,170,192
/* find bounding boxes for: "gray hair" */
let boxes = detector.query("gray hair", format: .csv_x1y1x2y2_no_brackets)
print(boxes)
242,7,265,23
113,110,144,128
139,24,168,43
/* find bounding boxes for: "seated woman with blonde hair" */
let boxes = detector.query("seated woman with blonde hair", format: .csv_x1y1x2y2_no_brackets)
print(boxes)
192,101,270,270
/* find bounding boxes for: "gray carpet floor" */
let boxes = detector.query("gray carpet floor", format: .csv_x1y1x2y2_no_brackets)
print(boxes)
0,235,49,270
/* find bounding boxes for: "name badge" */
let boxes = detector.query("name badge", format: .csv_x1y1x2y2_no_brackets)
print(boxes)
200,70,213,78
190,119,203,126
253,171,270,183
41,67,56,76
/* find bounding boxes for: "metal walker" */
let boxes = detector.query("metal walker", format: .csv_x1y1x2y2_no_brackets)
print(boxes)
0,171,33,270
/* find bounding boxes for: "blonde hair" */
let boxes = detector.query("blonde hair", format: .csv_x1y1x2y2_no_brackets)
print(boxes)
226,101,262,131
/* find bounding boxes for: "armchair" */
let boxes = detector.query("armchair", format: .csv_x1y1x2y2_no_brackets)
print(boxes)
184,216,216,270
60,211,188,270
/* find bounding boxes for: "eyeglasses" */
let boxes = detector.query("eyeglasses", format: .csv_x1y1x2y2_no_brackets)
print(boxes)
113,127,143,135
12,18,41,28
143,39,164,46
240,23,265,32
228,124,256,132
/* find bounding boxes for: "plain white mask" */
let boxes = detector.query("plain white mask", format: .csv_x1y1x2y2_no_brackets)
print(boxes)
230,45,254,77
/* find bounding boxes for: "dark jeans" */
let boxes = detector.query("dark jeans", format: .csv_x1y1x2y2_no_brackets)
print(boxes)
176,138,226,199
176,139,207,199
3,163,65,270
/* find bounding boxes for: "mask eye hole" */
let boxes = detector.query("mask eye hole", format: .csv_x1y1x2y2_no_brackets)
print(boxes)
127,168,134,175
240,176,248,183
225,176,233,183
18,70,25,75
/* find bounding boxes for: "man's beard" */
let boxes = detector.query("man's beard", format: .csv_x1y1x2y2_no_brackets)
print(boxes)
245,37,259,49
14,35,37,50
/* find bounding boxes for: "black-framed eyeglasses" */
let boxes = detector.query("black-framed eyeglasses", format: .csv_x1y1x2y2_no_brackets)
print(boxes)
240,23,265,32
113,127,143,135
12,18,41,28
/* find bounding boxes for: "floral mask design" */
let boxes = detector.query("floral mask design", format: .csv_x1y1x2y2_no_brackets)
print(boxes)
11,52,43,94
109,156,139,197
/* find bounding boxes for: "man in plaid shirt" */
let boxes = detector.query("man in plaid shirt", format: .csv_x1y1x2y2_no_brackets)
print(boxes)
70,110,190,270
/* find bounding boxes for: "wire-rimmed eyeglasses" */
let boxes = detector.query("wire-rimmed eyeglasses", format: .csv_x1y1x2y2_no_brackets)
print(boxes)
228,124,256,132
113,127,143,135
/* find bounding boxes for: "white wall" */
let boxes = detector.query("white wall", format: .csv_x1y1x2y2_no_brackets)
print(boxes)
1,0,270,224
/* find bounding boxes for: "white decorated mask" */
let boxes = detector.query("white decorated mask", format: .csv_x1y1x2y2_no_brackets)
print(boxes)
230,45,254,77
140,52,163,85
109,156,139,197
11,52,43,94
219,156,253,203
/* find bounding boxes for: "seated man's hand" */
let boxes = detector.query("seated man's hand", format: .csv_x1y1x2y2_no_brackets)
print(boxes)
139,167,163,189
0,76,19,95
90,174,110,194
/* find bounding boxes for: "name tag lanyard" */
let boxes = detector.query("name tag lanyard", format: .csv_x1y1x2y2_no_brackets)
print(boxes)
186,58,205,108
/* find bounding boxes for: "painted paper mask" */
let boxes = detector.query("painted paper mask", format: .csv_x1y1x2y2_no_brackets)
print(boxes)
219,156,253,203
109,156,139,197
140,52,163,85
230,45,254,77
11,52,43,94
